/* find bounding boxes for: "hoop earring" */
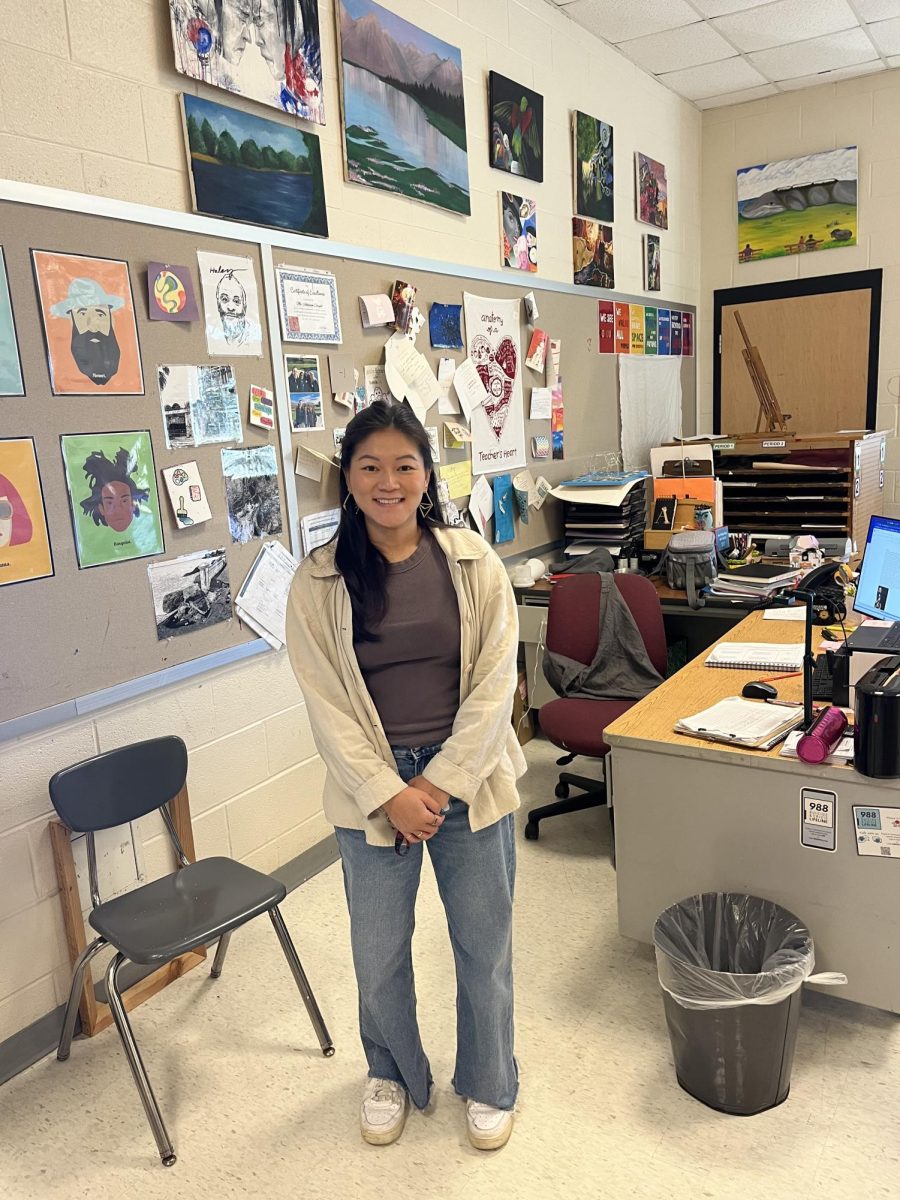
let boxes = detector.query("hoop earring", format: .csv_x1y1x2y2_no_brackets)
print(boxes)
343,494,359,514
418,493,434,519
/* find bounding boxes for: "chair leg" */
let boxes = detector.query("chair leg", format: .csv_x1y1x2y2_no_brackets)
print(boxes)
57,935,108,1061
104,952,177,1167
210,931,232,979
525,780,607,840
267,906,335,1057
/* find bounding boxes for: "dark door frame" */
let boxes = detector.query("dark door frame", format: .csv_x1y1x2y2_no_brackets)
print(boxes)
712,268,882,433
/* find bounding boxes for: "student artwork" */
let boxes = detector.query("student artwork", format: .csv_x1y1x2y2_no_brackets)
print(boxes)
0,438,53,586
572,218,614,289
276,267,342,344
551,380,564,460
337,0,470,215
221,446,284,544
525,330,548,374
500,194,537,273
161,461,212,529
197,250,263,356
285,354,324,430
652,497,676,531
249,384,275,429
492,473,515,544
0,248,24,395
60,431,164,569
573,111,613,223
644,234,661,292
531,434,549,459
737,146,857,262
158,364,242,448
391,281,417,334
429,303,463,350
463,293,526,476
183,94,327,238
364,365,390,405
32,251,144,396
148,548,232,641
169,1,323,123
489,72,543,183
146,262,199,323
635,152,668,229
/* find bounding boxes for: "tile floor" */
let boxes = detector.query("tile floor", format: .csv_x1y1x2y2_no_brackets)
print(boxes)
2,737,899,1199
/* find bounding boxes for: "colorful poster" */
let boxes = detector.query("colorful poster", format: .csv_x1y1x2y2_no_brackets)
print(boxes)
32,251,144,395
682,312,694,357
658,309,671,355
60,431,164,569
572,218,614,289
337,0,469,216
671,310,683,356
501,194,537,273
197,250,262,356
286,354,323,430
645,307,658,356
614,303,630,354
168,0,324,125
573,111,613,223
598,301,615,354
0,248,24,395
147,261,199,323
489,72,543,182
0,438,53,586
551,379,564,460
148,548,232,640
463,293,526,476
629,305,645,355
161,460,212,529
221,446,283,544
635,151,668,229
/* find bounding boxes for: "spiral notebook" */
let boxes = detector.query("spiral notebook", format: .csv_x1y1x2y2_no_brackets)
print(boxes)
705,643,805,672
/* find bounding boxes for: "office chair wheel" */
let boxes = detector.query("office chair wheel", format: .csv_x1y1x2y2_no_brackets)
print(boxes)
323,1046,336,1057
524,821,539,840
554,781,570,799
162,1154,177,1168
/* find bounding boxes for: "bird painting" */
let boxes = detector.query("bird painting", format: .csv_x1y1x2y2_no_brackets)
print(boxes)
489,72,544,183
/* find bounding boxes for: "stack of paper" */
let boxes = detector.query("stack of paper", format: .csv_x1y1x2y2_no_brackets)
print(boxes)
707,563,803,602
675,696,804,749
705,642,805,671
235,541,301,650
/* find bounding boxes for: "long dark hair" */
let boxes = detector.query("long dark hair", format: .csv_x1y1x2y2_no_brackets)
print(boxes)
329,401,444,642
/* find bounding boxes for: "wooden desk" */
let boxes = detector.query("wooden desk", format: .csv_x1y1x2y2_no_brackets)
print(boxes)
606,609,900,1015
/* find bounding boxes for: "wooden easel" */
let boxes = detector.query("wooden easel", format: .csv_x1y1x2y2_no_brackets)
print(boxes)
49,784,206,1038
734,309,792,435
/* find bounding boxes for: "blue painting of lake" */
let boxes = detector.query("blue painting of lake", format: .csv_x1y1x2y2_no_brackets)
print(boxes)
190,158,328,237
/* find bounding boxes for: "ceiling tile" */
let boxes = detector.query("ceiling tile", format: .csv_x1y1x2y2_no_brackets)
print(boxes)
616,22,736,73
749,28,878,79
869,16,900,53
854,0,900,19
774,60,885,89
657,55,769,99
889,54,900,65
561,0,698,43
696,83,779,108
712,0,858,52
689,0,771,15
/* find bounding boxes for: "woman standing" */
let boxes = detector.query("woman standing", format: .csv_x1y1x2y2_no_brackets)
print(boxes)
286,401,525,1150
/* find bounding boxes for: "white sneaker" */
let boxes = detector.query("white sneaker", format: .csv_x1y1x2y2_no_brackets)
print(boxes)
466,1099,514,1150
361,1077,409,1145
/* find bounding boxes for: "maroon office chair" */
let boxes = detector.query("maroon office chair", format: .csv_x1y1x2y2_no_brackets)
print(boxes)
525,573,667,841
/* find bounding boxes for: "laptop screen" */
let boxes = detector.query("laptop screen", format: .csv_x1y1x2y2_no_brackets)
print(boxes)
854,515,900,623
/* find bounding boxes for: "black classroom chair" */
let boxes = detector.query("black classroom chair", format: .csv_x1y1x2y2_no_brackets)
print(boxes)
49,735,334,1167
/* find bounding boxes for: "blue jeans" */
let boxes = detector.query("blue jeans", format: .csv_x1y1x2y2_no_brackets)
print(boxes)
335,743,517,1111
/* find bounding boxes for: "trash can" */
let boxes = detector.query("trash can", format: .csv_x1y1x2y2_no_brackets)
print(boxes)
653,893,814,1116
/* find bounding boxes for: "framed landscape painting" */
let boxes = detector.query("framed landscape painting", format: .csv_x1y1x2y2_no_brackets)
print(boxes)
337,0,470,215
182,94,327,237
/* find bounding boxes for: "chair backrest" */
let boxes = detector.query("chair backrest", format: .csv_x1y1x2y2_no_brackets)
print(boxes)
49,736,188,833
546,574,668,678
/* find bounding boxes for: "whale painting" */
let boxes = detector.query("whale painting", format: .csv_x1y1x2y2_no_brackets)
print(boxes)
737,146,857,263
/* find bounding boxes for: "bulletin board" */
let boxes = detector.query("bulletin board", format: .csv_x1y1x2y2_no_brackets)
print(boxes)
0,199,289,727
0,182,695,735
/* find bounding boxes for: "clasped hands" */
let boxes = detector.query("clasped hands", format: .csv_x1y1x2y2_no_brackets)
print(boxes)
383,775,450,843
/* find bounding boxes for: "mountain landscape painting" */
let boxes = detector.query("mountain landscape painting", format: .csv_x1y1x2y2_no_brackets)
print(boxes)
337,0,470,215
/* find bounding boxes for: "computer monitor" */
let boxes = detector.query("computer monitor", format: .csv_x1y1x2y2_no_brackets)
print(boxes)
854,515,900,623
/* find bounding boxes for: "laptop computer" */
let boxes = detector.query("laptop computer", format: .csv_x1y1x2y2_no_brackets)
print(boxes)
846,515,900,652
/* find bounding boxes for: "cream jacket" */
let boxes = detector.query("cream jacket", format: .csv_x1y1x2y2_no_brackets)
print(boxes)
286,525,527,846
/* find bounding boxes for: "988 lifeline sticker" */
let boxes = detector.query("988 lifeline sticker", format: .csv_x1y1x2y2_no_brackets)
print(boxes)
853,805,900,858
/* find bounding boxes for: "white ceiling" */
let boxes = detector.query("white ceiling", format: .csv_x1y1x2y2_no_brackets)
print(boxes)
546,0,900,108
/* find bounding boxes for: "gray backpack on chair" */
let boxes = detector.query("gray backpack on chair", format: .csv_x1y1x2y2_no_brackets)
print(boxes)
656,530,719,610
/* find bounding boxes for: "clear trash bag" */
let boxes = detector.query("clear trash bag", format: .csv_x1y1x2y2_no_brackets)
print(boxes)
654,892,847,1010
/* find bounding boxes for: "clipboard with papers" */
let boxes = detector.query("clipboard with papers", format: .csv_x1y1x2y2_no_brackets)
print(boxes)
675,696,805,749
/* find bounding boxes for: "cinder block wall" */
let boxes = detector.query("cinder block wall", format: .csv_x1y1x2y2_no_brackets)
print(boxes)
0,0,701,1043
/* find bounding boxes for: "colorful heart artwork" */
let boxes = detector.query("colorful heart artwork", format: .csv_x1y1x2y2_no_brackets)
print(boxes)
471,334,517,442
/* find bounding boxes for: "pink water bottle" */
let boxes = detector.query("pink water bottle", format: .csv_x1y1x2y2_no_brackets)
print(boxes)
796,706,848,764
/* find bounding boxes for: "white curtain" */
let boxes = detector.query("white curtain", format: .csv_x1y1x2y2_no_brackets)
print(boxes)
618,356,682,471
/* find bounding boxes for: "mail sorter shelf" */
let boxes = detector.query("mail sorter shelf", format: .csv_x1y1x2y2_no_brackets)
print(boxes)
562,481,646,560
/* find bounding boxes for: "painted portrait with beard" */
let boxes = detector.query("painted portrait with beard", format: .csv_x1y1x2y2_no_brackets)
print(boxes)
32,251,144,395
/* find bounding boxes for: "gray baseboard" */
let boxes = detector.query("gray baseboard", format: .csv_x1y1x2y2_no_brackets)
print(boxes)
0,835,340,1089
